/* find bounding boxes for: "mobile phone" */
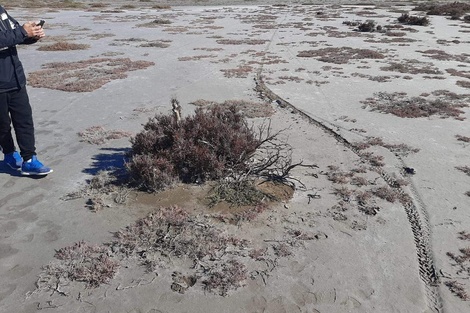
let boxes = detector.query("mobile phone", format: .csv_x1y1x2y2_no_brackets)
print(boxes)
37,20,45,27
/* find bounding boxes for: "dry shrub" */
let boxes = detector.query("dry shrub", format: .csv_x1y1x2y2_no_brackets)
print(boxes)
298,47,386,64
397,13,430,26
127,104,260,191
362,91,469,119
357,20,379,32
41,241,118,288
37,41,90,51
78,126,132,145
28,58,154,92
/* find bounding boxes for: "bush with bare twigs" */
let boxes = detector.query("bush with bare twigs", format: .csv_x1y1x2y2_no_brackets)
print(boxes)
127,100,310,192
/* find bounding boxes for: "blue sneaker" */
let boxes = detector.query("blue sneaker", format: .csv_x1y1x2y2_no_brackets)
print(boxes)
21,156,53,176
4,151,23,170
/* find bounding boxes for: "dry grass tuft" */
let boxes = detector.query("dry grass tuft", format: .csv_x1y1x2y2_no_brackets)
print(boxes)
78,126,132,145
191,99,275,118
37,41,90,51
28,58,154,92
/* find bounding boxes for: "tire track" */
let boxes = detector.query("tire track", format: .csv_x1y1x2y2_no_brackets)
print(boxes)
254,73,443,312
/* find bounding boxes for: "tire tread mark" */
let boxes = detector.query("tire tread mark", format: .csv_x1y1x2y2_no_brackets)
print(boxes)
255,74,443,313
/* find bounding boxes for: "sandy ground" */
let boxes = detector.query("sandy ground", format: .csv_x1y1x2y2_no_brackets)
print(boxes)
1,1,470,313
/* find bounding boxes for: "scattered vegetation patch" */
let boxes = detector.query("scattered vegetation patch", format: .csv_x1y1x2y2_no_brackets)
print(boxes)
28,58,154,92
362,91,469,119
110,206,269,296
297,47,386,64
37,41,90,51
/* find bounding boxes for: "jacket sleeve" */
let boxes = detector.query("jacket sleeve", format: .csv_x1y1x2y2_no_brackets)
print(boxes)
0,11,30,48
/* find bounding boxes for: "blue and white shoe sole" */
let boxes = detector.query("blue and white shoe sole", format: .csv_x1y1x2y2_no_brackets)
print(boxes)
7,164,22,171
21,169,53,176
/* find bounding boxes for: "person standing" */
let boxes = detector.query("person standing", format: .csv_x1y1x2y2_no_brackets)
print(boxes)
0,5,52,176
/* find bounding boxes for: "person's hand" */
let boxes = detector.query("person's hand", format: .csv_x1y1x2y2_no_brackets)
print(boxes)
22,21,45,39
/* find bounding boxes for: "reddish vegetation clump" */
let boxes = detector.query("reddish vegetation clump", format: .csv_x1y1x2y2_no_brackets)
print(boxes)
127,104,260,191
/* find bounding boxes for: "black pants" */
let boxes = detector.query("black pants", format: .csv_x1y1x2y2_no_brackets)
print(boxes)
0,87,36,161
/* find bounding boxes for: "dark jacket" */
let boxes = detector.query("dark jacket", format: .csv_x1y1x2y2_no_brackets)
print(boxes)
0,6,35,92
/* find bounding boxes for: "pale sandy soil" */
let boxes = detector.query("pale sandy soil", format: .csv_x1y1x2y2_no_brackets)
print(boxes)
1,2,470,313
